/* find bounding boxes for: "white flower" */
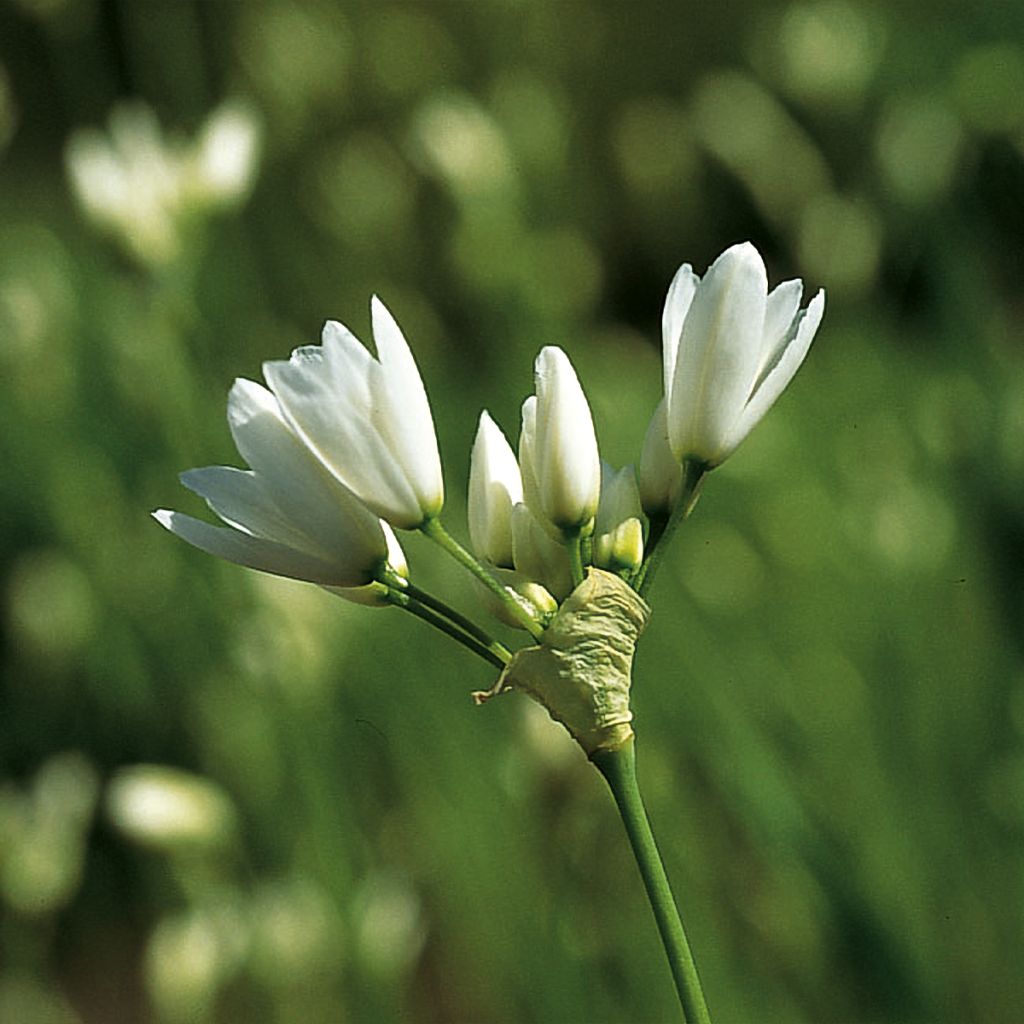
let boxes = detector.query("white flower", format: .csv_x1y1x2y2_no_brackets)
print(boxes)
637,398,681,518
66,100,262,267
592,463,644,573
662,241,825,467
468,411,522,567
511,503,574,600
154,379,402,590
263,296,444,530
520,346,600,535
66,104,185,265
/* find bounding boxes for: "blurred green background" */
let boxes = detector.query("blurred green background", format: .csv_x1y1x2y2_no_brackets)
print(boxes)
1,1,1023,1021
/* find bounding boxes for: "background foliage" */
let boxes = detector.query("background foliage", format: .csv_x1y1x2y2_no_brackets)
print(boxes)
1,1,1023,1021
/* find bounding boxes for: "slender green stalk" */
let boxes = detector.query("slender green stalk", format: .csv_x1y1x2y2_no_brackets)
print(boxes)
635,460,707,599
567,532,585,589
397,577,501,652
420,517,545,638
592,739,711,1024
385,588,511,669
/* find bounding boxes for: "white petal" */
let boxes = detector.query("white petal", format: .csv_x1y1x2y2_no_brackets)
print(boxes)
518,396,544,523
638,399,681,516
380,521,409,579
727,288,825,455
225,379,388,567
370,296,445,519
662,263,700,399
153,510,360,586
533,346,601,532
668,241,768,464
180,465,316,553
595,462,642,537
468,410,522,567
262,341,423,528
757,279,803,384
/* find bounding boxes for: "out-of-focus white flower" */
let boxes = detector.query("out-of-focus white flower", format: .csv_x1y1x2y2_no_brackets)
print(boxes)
66,100,262,266
592,463,644,573
638,398,681,517
106,765,237,850
519,347,600,535
662,241,825,467
263,297,444,530
154,378,402,591
67,105,185,265
189,102,261,205
468,411,522,567
511,503,573,600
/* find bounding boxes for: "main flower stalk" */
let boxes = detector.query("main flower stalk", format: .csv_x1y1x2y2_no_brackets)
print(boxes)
592,739,712,1024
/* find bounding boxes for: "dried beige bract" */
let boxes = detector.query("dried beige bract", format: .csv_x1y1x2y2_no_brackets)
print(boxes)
474,569,650,754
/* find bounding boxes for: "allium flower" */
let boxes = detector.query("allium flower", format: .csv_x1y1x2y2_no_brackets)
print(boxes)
154,379,402,592
662,241,825,467
592,464,644,573
518,347,600,536
468,411,522,568
511,503,574,601
263,297,444,530
637,399,681,518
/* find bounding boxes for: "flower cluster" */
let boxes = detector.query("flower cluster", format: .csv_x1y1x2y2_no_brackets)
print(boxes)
156,242,823,745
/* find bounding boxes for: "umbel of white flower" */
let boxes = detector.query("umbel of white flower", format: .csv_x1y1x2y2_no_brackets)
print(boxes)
662,241,825,469
156,245,824,754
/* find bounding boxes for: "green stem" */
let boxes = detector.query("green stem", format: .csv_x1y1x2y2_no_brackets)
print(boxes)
420,518,545,638
635,460,707,599
385,588,511,669
399,578,501,652
567,532,585,589
592,739,711,1024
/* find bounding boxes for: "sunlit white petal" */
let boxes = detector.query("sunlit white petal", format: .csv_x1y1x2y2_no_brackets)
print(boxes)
225,379,388,561
369,296,444,518
153,510,360,586
662,263,700,399
727,288,825,453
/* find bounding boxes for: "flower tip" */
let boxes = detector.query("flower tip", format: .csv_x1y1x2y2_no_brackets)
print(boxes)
152,509,174,529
